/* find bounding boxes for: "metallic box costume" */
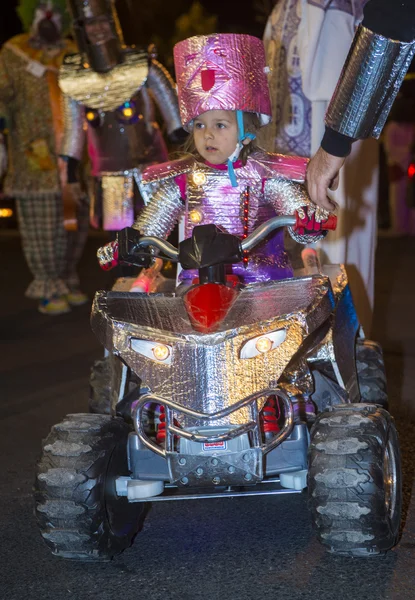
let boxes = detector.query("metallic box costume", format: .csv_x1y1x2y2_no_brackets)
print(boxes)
173,33,272,128
59,0,183,229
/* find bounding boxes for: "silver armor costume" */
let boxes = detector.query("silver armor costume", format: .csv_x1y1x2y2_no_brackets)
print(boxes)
134,149,326,284
60,0,182,230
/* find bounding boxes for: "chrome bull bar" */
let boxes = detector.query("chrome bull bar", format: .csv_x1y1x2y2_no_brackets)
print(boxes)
132,388,294,459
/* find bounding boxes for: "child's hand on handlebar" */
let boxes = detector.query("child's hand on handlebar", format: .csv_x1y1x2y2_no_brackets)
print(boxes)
294,205,337,235
97,241,119,270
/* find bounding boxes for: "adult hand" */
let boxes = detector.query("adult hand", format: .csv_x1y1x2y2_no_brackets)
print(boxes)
306,146,345,211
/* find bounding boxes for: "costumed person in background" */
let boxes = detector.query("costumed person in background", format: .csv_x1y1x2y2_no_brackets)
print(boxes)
59,0,185,233
0,0,89,315
99,33,335,421
382,67,415,237
259,0,378,334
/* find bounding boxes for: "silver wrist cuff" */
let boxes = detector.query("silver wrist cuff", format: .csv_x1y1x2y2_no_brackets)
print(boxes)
325,25,415,139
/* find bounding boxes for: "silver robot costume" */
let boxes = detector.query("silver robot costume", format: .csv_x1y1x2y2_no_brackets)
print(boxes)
134,149,326,284
60,0,183,230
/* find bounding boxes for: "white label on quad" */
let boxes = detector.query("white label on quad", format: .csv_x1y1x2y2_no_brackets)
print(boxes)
202,441,227,451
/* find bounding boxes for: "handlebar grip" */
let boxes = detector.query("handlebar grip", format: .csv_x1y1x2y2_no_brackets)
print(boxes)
320,215,337,231
97,241,119,271
294,211,337,232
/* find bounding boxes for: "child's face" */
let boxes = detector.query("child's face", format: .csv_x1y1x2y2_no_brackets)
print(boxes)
193,110,239,164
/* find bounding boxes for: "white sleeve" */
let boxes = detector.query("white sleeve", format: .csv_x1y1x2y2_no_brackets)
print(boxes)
298,1,357,102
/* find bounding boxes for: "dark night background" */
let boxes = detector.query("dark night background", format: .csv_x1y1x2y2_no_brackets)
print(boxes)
1,0,269,49
1,0,23,45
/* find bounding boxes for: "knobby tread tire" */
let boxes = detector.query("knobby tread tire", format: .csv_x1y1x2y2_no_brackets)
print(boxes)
34,414,145,561
89,358,112,414
308,404,402,557
356,339,388,407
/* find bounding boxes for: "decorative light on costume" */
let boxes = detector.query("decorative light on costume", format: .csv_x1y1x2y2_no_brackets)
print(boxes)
192,172,207,186
241,186,250,265
116,101,138,124
85,109,100,127
189,209,203,224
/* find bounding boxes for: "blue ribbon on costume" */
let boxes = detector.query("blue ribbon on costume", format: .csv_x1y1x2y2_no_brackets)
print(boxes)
227,110,256,188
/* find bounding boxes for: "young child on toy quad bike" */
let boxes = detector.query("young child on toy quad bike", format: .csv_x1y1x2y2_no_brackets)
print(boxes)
98,32,336,426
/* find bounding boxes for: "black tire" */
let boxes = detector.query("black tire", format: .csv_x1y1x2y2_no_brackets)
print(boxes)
89,357,112,414
356,339,388,407
308,404,402,557
34,414,146,561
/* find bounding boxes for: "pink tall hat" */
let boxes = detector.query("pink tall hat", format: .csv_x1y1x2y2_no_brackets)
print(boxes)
173,33,272,130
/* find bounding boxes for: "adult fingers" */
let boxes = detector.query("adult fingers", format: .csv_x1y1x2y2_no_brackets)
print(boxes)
329,173,340,191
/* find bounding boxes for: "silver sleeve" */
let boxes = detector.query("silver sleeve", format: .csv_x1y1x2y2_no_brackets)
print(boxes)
132,179,184,238
147,59,182,135
265,178,326,244
325,25,415,139
60,95,86,160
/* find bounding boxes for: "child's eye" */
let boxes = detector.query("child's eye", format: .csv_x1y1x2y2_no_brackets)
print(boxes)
194,122,204,129
216,122,226,129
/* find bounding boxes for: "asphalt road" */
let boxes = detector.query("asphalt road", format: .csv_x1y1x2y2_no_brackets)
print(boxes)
1,231,414,600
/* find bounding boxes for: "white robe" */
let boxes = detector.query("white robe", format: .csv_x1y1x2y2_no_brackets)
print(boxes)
261,0,379,334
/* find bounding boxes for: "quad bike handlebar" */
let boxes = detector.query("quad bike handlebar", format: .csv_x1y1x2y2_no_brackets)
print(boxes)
97,210,337,271
136,216,299,259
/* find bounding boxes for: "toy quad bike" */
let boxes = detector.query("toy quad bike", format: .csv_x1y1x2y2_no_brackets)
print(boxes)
34,215,401,561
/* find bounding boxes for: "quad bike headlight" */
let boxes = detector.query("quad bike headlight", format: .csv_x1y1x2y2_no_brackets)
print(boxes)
131,339,172,364
152,344,170,361
240,329,286,359
255,337,273,354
